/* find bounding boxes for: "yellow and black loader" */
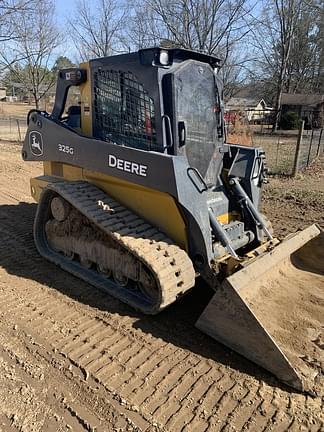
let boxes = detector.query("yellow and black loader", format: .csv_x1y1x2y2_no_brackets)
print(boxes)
22,47,324,392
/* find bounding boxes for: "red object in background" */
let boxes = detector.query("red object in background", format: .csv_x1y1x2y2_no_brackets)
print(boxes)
224,111,237,124
145,111,152,135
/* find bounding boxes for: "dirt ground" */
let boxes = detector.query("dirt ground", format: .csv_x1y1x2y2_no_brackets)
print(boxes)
262,158,324,237
0,141,323,431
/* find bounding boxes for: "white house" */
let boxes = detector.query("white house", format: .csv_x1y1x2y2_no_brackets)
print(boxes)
0,87,6,101
226,97,273,122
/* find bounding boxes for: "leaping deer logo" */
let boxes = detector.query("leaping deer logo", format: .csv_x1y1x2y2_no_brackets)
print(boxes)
29,131,43,156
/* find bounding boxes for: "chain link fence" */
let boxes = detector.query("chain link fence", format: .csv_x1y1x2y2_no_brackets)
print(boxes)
225,109,324,176
0,116,27,141
1,108,323,176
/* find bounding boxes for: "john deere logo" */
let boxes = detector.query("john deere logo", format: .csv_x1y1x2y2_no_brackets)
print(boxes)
29,131,43,156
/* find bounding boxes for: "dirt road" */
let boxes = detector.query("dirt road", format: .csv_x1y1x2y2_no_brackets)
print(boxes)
0,142,323,431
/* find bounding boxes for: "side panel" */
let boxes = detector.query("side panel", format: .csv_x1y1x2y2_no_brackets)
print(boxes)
24,115,213,263
23,111,214,267
37,164,188,250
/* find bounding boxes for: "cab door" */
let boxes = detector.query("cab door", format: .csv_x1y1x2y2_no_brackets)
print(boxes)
163,60,224,186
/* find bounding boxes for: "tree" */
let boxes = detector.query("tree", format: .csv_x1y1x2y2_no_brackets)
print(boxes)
68,0,128,61
0,0,33,43
270,0,302,130
130,0,252,57
312,1,324,93
1,62,26,97
1,0,60,108
52,56,76,73
127,0,255,101
249,0,303,130
283,1,323,94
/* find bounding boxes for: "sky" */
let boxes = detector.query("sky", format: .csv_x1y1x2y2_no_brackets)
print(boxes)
55,0,76,24
51,0,264,65
53,0,131,63
54,0,80,62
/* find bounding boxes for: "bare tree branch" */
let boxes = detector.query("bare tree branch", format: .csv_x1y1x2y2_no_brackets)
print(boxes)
0,0,60,108
68,0,129,61
0,0,33,42
126,0,255,99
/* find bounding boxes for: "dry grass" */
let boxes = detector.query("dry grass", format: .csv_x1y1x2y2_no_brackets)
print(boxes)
0,119,27,141
226,112,253,146
0,102,44,141
0,102,35,118
227,114,322,175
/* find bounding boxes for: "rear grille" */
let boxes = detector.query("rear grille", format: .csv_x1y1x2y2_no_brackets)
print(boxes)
93,70,157,151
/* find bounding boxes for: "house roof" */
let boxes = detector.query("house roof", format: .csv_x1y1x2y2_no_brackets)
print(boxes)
226,97,272,110
281,93,324,106
227,97,259,108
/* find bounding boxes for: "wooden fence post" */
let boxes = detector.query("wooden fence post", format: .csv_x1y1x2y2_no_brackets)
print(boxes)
292,120,304,177
316,128,323,158
16,119,21,142
306,128,314,166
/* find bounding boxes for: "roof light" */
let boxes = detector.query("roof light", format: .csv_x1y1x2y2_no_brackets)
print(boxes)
159,50,169,66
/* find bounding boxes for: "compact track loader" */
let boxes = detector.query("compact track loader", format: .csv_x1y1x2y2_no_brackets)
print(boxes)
22,48,323,393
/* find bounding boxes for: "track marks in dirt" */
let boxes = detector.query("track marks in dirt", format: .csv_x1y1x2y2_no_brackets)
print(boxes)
0,268,323,431
0,311,149,432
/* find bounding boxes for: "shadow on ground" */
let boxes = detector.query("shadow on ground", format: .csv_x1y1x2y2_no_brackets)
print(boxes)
0,201,293,393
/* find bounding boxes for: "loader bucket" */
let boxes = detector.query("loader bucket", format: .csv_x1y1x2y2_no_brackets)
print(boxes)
196,224,324,393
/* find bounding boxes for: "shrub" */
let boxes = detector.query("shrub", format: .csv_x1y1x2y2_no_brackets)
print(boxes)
279,111,301,130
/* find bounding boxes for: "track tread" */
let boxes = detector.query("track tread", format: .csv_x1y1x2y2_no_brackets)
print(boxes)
35,181,196,314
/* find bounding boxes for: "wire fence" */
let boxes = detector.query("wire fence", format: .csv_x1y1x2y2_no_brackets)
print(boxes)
258,129,324,175
225,109,324,176
0,109,323,176
299,129,323,170
0,116,27,141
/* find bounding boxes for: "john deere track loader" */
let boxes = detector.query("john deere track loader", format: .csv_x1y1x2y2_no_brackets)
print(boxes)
22,48,323,393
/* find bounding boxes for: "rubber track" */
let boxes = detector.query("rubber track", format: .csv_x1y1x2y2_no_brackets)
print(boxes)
34,181,195,314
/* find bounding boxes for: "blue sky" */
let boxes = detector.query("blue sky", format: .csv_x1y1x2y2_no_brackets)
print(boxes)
55,0,75,24
54,0,80,61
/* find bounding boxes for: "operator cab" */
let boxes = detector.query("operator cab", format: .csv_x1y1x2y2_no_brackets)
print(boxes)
52,47,225,185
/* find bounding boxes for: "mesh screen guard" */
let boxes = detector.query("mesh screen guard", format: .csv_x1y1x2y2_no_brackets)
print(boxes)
93,70,158,151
